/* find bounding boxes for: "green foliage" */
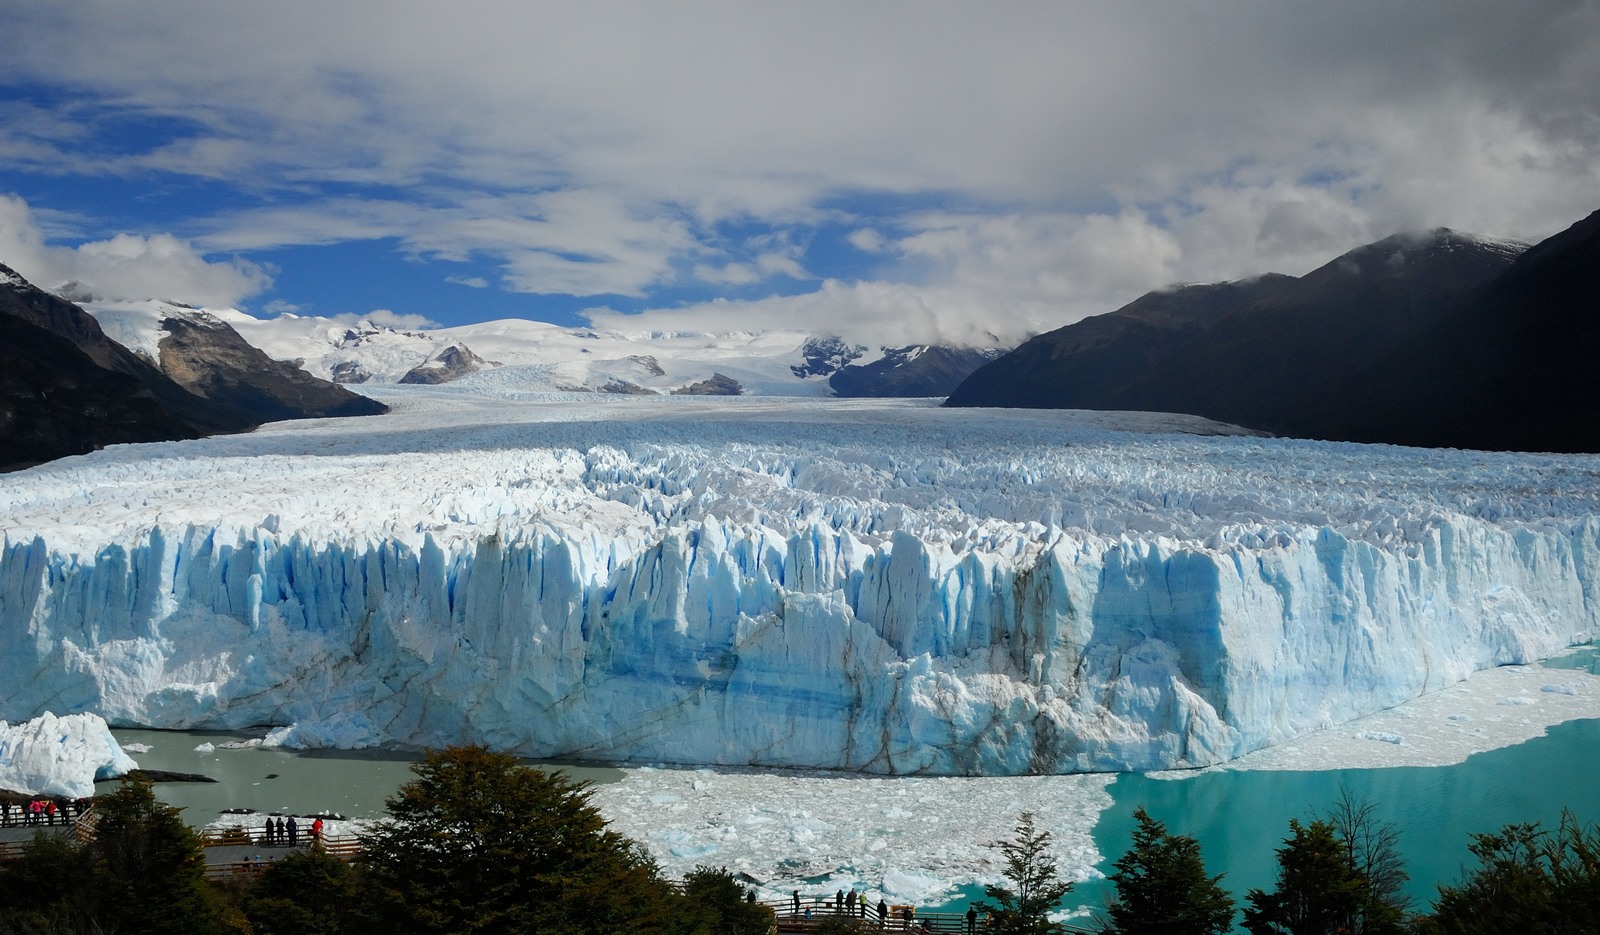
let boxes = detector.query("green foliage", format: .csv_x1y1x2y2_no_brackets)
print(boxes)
356,744,680,935
975,812,1074,935
0,831,98,934
88,776,218,935
679,865,773,935
1419,811,1600,935
1100,806,1234,935
1243,819,1372,935
243,847,359,935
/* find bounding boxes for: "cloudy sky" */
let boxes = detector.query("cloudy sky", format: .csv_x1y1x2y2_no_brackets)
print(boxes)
2,1,1597,344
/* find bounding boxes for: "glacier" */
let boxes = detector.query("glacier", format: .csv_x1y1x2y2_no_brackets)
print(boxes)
1,393,1597,775
0,712,138,798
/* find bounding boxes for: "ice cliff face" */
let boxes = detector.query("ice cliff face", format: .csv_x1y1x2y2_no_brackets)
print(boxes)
1,396,1596,775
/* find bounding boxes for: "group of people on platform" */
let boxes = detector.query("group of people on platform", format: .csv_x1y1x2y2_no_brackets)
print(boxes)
787,889,984,932
254,815,324,847
0,798,90,827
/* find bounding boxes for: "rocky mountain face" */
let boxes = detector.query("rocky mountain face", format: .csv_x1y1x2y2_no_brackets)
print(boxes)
397,343,495,385
0,264,248,470
0,263,386,471
828,345,1009,398
158,313,388,421
791,335,1009,397
944,223,1600,451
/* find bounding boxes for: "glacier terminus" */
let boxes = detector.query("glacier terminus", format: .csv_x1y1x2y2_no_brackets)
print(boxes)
2,391,1595,776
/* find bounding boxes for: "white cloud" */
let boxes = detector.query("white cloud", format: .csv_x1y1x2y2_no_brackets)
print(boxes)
4,1,1599,333
445,275,489,288
847,228,886,253
0,194,271,307
362,308,438,330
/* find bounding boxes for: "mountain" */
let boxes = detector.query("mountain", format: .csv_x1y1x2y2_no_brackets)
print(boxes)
945,226,1572,449
152,310,388,421
0,264,254,470
1322,209,1600,452
397,342,495,385
1,267,388,472
157,312,1009,399
827,345,1008,397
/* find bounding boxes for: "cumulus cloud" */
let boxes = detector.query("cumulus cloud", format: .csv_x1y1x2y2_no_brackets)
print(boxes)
0,194,271,307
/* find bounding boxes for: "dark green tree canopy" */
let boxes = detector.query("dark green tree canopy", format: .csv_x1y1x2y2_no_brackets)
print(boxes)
357,745,677,935
1421,811,1600,935
1101,806,1234,935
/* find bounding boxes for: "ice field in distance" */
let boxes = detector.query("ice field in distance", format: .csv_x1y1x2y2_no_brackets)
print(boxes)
1,387,1598,778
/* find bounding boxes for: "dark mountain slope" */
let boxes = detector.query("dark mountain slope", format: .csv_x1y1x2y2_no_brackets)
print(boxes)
829,345,1007,397
1327,209,1600,451
946,228,1564,450
1,263,386,471
0,312,204,470
945,274,1296,409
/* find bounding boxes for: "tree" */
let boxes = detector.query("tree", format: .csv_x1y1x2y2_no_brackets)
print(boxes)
680,866,773,935
1100,806,1234,935
357,745,680,935
1419,812,1600,935
1243,819,1368,935
88,776,219,935
1321,787,1409,934
975,812,1074,935
243,846,359,935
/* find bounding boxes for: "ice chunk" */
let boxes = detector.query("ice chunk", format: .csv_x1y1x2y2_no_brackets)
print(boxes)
0,712,138,798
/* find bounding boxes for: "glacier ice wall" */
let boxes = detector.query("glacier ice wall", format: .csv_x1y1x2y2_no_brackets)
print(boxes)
1,398,1597,775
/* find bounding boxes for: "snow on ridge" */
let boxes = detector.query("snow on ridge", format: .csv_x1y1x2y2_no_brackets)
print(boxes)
1,396,1597,776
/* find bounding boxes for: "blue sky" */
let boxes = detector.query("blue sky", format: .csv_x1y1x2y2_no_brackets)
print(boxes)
2,1,1598,344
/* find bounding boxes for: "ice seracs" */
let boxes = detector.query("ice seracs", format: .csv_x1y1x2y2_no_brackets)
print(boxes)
0,395,1596,776
0,712,138,798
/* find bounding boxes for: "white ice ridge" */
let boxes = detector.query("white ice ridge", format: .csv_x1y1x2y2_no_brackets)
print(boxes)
1,395,1598,775
0,712,138,798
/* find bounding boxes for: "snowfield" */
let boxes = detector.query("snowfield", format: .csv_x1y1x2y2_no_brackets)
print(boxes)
2,389,1597,776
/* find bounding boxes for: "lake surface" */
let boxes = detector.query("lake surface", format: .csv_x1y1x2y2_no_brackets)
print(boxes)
109,729,623,820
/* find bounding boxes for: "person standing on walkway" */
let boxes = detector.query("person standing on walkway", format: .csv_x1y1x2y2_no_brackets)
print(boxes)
966,904,977,933
792,890,800,916
877,899,887,925
287,816,298,846
311,816,324,845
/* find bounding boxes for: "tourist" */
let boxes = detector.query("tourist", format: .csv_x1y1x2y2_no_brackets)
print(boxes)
877,898,887,924
846,889,857,914
792,890,800,915
966,904,977,934
836,889,844,912
311,816,324,843
287,816,298,845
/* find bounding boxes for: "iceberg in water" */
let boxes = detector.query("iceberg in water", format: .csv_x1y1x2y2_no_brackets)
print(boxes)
0,396,1596,775
0,712,139,798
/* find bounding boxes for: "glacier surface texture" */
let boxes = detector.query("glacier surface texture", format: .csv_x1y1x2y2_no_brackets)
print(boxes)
2,394,1596,775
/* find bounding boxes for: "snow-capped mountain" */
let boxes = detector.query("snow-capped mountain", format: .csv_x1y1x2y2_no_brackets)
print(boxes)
1,265,263,471
1,391,1592,775
91,305,1009,399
